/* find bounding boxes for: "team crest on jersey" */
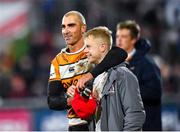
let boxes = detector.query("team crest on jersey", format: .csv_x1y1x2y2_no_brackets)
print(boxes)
75,60,88,73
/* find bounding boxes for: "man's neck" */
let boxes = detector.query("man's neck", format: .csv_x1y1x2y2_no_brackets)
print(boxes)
97,51,108,64
128,48,136,57
68,38,84,53
126,48,136,61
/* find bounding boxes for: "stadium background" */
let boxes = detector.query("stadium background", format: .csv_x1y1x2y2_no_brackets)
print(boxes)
0,0,180,130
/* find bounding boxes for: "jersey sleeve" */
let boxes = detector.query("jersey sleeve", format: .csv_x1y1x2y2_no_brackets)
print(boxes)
49,57,61,81
47,56,68,110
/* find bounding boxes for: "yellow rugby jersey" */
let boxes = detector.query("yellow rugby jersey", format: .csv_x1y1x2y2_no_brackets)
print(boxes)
49,45,92,119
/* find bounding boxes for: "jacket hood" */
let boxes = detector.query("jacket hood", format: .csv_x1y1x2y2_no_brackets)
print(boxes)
135,38,151,56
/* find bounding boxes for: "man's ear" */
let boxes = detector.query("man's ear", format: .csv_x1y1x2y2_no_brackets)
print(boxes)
132,38,137,46
81,25,87,34
100,43,107,52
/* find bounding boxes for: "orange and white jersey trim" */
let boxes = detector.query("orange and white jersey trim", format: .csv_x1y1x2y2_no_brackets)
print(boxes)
48,45,93,120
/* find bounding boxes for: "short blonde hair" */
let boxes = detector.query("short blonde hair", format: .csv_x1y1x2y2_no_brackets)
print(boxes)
84,26,113,50
63,10,86,25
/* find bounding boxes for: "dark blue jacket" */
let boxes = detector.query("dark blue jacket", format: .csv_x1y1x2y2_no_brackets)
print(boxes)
128,38,162,131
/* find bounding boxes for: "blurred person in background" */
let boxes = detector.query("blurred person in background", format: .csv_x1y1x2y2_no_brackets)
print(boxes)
116,20,162,131
83,26,145,131
47,11,127,131
9,74,28,98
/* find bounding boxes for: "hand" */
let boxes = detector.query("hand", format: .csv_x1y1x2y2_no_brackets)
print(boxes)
76,72,94,91
67,85,76,97
67,97,73,106
92,89,99,100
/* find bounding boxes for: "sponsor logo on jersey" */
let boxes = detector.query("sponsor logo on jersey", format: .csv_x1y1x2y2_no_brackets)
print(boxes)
59,59,89,79
69,66,75,73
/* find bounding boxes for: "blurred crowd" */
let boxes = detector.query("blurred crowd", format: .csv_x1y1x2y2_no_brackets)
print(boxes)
0,0,180,103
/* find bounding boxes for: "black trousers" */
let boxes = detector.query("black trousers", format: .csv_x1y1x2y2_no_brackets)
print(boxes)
68,123,89,131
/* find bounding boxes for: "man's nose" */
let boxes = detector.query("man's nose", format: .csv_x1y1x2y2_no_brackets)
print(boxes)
63,27,70,34
116,38,120,45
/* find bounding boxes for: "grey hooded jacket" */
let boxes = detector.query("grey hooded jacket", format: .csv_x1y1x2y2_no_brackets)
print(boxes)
100,63,145,131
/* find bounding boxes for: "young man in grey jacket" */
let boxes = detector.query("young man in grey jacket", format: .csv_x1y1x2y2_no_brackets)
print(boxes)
83,26,146,131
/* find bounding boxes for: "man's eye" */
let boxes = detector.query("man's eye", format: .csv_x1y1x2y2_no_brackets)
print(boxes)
61,25,65,29
68,24,76,27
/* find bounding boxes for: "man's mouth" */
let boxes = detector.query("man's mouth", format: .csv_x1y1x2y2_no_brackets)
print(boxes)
65,37,70,41
87,54,91,60
117,43,122,47
64,35,72,41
